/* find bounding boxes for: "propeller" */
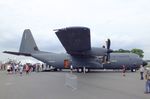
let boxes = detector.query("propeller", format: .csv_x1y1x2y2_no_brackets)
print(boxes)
105,39,113,62
106,39,110,49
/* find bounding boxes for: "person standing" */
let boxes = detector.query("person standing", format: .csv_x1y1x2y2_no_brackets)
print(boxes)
145,69,150,94
14,64,19,74
19,64,23,76
122,65,126,76
6,64,11,74
25,64,30,74
139,65,144,80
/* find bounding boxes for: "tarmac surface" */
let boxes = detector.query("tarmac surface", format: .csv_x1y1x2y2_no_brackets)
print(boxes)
0,70,149,99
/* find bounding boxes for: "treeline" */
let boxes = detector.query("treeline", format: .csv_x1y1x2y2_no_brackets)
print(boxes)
113,48,144,58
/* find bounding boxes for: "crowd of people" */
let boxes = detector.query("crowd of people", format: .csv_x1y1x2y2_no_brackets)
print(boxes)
0,61,44,75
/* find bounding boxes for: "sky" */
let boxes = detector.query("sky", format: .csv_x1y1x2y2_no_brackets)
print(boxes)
0,0,150,62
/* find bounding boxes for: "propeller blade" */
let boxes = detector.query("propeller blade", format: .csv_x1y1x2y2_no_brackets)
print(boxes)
106,39,111,49
106,38,111,62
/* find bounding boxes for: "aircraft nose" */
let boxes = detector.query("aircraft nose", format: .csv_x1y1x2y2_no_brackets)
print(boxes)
143,61,148,66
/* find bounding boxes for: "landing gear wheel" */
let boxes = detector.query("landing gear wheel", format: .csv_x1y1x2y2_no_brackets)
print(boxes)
53,68,58,71
77,68,83,73
131,68,136,72
85,68,90,73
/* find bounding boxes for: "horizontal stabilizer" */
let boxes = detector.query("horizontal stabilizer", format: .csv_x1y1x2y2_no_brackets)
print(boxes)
3,51,31,56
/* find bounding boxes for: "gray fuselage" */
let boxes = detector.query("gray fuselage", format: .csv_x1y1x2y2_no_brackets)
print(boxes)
31,52,144,70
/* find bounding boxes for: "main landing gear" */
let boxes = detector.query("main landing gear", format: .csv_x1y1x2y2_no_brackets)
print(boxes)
131,68,136,72
77,67,90,73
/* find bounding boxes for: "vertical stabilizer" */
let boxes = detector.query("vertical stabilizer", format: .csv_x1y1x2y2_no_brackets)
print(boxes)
19,29,39,54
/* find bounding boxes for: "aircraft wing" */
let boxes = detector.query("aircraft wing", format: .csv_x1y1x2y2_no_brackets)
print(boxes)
55,27,91,55
3,51,31,56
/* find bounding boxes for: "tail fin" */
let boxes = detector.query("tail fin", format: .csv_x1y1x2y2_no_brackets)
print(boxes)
3,29,39,56
19,29,39,54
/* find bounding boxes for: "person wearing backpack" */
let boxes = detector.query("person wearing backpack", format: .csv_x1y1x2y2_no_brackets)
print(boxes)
145,69,150,94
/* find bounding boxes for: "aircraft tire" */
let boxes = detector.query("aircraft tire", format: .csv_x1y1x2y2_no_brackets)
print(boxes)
85,68,90,73
53,68,58,71
131,68,136,72
57,68,62,71
77,68,83,73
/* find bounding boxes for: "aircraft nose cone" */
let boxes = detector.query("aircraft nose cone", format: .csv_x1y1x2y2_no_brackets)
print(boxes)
143,61,148,66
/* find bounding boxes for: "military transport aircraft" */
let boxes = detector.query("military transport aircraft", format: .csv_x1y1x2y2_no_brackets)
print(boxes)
3,27,147,72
